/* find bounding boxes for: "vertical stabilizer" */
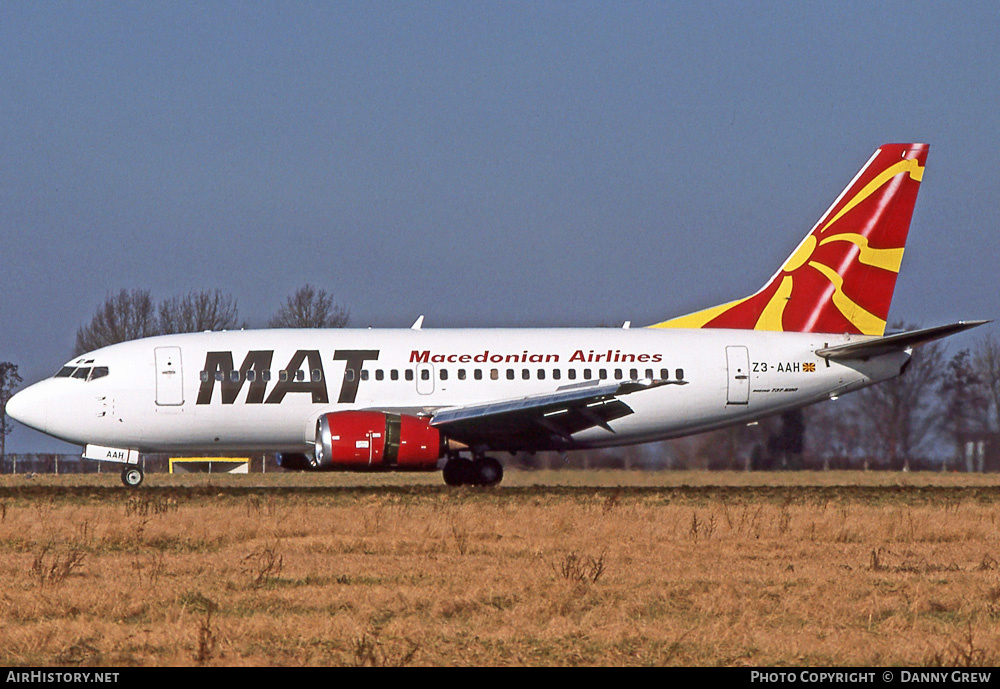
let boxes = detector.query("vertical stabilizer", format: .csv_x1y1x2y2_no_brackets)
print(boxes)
650,143,928,335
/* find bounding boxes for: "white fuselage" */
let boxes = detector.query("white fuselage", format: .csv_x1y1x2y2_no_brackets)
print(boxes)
10,327,907,455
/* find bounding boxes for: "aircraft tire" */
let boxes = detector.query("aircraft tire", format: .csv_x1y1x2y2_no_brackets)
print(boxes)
443,459,473,486
475,457,503,487
121,467,144,488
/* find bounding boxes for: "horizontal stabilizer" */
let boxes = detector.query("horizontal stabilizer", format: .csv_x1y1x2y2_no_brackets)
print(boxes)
815,320,990,361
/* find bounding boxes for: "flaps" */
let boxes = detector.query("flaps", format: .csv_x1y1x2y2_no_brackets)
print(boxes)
429,378,675,451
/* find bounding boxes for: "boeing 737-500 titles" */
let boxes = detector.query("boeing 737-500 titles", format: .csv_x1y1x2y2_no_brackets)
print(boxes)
5,143,986,486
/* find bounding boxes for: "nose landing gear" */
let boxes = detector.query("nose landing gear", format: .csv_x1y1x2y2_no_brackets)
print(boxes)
120,466,144,488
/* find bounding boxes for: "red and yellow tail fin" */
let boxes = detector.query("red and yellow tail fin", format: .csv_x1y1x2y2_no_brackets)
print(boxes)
650,143,929,336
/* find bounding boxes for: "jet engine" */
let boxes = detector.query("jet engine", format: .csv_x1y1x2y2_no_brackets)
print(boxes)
312,411,443,471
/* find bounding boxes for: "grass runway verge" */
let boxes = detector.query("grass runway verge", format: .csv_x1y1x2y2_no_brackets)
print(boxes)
1,471,999,666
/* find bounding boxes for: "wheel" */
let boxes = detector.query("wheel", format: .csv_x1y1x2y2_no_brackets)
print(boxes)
443,458,473,486
474,457,503,487
121,466,144,488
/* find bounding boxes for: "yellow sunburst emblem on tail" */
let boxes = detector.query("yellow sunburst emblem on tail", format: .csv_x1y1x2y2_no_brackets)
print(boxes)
649,144,927,335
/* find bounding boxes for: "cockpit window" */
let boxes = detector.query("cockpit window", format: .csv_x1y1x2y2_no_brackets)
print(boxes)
56,365,109,381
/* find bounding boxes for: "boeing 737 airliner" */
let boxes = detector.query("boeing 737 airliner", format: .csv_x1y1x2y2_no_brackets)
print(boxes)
5,143,986,486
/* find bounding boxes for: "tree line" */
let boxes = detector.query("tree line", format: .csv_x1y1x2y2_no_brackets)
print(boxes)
64,303,1000,470
678,324,1000,472
0,362,22,464
4,303,1000,471
73,285,349,356
804,326,1000,471
1,285,348,461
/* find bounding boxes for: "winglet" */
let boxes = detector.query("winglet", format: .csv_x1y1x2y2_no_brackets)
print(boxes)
411,315,424,330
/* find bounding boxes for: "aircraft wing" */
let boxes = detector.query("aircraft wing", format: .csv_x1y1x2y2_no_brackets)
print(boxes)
815,320,989,361
429,379,682,451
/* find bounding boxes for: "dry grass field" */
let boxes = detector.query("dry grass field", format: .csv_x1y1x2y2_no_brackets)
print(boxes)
1,470,999,666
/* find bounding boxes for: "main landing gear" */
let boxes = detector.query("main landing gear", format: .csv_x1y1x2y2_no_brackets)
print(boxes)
120,466,144,488
443,454,503,487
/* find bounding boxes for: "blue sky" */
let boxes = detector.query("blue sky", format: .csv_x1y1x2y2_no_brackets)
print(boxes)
3,1,999,451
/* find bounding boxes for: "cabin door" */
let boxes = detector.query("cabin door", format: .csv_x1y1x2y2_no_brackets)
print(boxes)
725,346,750,405
155,347,184,406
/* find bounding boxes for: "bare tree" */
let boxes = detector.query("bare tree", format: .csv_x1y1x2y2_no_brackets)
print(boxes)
973,334,1000,431
938,349,990,458
74,289,159,355
159,290,242,334
0,362,22,464
805,397,866,469
268,285,349,328
851,328,946,470
764,409,806,469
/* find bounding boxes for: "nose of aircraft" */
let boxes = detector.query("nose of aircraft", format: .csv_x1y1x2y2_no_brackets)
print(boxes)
5,383,49,434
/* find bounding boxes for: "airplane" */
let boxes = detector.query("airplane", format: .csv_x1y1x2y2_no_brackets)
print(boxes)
5,143,986,487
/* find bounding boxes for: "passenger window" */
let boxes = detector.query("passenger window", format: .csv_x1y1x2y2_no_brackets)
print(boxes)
246,370,256,382
376,369,384,381
458,369,466,380
440,369,448,381
344,369,354,382
216,371,226,382
568,369,577,380
599,369,608,380
474,369,482,380
676,368,684,380
522,369,530,380
296,370,306,382
200,370,209,383
405,370,414,381
313,369,324,382
491,369,499,380
629,368,638,380
661,368,669,379
391,369,399,381
262,370,271,382
506,369,515,380
279,370,289,383
645,369,654,379
421,369,430,381
583,369,592,380
359,369,368,381
538,369,545,380
230,370,241,383
614,369,623,380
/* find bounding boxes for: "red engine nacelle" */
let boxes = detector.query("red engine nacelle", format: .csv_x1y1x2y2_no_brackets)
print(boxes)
313,411,444,471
